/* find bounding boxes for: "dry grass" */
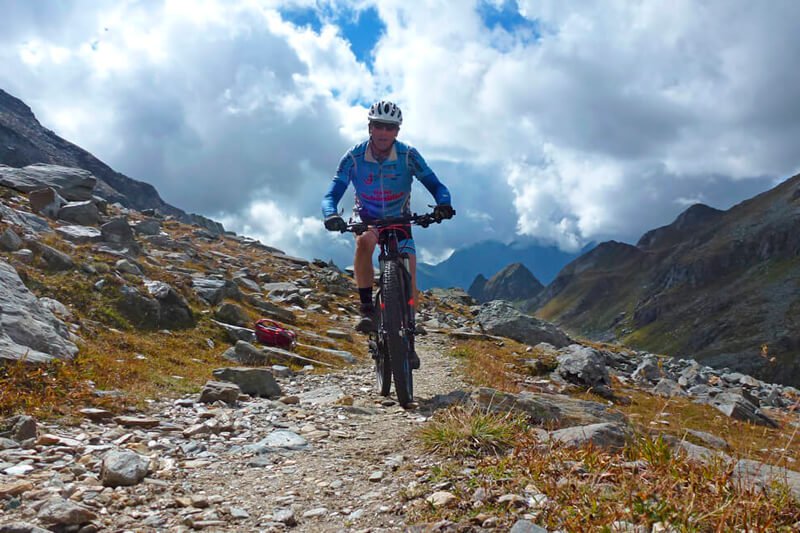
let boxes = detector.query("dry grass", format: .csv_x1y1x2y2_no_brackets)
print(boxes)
0,358,115,418
423,334,800,529
1,207,367,418
615,389,800,469
447,339,533,393
411,408,800,530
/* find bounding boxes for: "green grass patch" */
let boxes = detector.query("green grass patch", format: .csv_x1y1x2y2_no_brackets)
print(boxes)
419,406,526,458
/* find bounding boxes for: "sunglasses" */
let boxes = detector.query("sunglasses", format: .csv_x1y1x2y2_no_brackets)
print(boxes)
370,122,399,131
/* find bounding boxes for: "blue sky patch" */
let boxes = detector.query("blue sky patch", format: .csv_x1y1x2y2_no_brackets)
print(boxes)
279,5,385,69
279,6,323,33
338,6,384,68
477,0,540,44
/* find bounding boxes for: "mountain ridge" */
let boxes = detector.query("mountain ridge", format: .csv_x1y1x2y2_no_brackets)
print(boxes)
417,238,589,290
536,174,800,385
0,88,223,234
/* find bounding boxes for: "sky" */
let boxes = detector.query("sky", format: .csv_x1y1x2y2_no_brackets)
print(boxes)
1,0,799,269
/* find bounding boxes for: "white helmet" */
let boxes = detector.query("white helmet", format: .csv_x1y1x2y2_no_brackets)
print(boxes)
368,100,403,125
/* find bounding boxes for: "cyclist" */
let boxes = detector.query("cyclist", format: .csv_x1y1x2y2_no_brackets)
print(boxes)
321,100,454,368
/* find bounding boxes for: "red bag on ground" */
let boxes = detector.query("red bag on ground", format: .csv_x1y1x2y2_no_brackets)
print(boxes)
254,319,297,349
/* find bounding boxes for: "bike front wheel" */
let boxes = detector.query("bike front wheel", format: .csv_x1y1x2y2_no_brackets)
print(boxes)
371,330,391,397
381,260,413,407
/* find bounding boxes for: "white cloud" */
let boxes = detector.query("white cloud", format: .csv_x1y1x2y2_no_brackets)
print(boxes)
2,0,799,264
418,247,455,266
219,198,352,263
464,209,493,223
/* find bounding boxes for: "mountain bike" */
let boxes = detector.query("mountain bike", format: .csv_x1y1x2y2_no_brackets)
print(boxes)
342,210,453,407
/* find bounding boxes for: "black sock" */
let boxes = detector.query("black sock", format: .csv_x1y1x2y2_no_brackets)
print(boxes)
358,287,373,305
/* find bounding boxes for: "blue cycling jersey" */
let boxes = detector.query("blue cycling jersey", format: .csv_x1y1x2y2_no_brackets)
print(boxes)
321,140,451,221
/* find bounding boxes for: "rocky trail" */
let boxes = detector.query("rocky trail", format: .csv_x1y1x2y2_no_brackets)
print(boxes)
0,333,470,532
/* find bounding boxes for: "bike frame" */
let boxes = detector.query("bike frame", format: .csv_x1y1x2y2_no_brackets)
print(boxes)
339,209,454,406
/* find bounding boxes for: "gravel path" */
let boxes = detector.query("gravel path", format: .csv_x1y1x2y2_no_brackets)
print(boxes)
0,334,464,533
1,333,467,532
176,332,463,532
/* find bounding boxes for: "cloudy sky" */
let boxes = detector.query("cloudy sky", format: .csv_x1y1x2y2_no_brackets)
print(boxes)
1,0,799,268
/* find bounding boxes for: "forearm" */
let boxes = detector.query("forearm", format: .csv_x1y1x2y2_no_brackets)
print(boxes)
417,172,451,205
321,178,348,218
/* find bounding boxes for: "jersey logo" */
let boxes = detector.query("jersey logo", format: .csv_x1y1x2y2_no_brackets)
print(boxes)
365,172,374,185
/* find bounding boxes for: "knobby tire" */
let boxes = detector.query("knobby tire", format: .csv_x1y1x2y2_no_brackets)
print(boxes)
382,260,413,407
373,293,391,396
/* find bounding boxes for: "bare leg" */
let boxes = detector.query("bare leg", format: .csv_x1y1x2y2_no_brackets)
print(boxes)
354,231,378,290
409,253,418,309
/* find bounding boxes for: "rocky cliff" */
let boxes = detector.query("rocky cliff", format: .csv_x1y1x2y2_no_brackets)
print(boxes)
536,174,800,386
0,89,223,234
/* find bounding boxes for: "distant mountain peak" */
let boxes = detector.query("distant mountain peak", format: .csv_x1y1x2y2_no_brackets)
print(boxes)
467,274,488,301
637,203,723,250
469,262,544,303
417,238,586,291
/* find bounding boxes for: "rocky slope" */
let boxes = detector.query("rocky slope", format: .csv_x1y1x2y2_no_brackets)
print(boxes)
536,173,800,386
1,169,799,531
0,89,222,234
467,263,544,304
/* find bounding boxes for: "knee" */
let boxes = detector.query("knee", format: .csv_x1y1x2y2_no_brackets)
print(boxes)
355,234,377,254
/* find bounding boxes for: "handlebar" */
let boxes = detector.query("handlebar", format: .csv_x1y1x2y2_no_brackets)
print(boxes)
339,209,456,235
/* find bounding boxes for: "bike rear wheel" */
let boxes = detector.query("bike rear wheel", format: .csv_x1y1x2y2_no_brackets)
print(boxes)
382,260,413,407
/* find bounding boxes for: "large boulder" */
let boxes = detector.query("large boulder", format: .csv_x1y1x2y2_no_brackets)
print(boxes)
132,218,161,236
100,449,149,487
199,380,241,405
0,259,78,362
28,187,66,218
553,344,610,389
631,356,663,384
708,392,778,428
214,302,250,327
0,164,96,200
222,340,271,365
57,200,100,225
0,227,23,251
1,414,38,442
732,459,800,499
474,387,626,428
192,278,241,305
143,280,195,329
36,497,97,528
35,243,75,271
55,225,103,244
244,294,296,323
117,281,194,330
212,367,281,398
477,300,571,347
0,202,52,235
100,216,135,244
117,286,160,328
211,319,256,343
547,422,631,451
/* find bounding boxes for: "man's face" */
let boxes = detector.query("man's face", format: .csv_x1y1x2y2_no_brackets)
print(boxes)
369,121,399,151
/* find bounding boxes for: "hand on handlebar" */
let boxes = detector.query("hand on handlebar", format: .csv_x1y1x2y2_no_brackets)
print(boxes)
433,204,455,221
324,215,347,232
